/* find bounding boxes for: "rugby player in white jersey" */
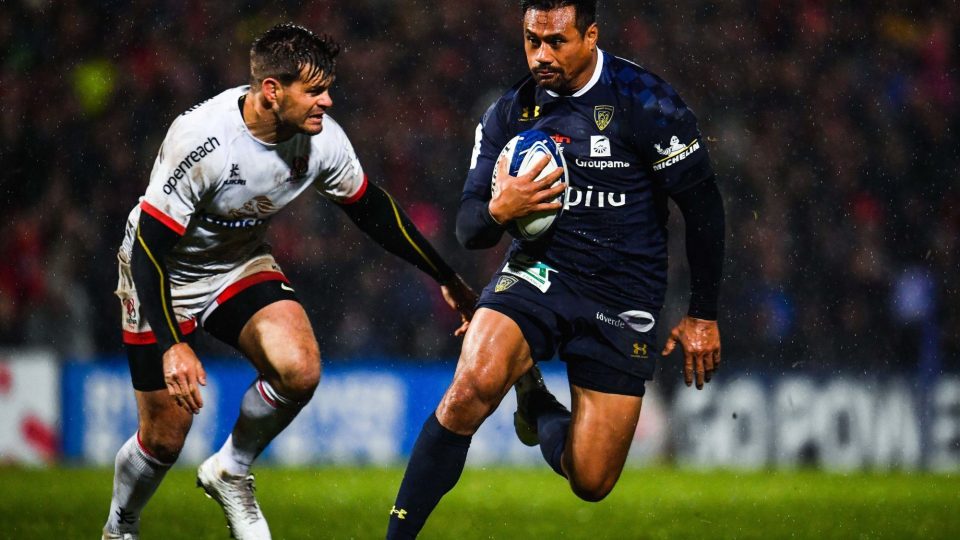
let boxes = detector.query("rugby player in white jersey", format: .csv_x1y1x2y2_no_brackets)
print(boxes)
101,23,477,540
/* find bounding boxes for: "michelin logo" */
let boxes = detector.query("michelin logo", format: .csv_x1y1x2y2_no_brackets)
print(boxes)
655,136,686,156
652,136,700,171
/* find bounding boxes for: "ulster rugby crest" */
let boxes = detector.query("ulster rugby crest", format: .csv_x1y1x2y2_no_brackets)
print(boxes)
594,105,614,131
494,275,519,292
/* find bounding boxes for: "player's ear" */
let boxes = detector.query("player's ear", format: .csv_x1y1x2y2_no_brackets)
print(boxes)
584,23,598,50
261,77,283,106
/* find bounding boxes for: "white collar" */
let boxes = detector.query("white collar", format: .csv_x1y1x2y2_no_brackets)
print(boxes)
545,48,604,98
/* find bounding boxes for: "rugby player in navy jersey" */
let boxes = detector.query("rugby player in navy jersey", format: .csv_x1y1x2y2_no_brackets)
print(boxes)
387,1,724,537
100,24,477,540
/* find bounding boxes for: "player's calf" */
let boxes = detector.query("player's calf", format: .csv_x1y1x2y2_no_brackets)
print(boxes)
513,364,569,446
136,393,194,462
562,386,641,501
103,433,173,539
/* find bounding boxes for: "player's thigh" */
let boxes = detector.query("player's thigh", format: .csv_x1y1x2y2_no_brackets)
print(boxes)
437,308,534,434
134,388,194,460
202,274,318,398
235,299,320,397
565,384,643,499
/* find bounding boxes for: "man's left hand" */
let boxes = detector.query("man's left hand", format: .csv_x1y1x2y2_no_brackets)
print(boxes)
661,316,721,389
441,275,478,337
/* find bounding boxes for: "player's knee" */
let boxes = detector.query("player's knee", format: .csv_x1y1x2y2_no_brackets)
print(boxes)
138,427,187,463
274,344,321,400
570,479,615,502
569,470,618,502
456,376,503,410
438,378,501,433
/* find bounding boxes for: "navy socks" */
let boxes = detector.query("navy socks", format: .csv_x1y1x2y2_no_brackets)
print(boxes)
537,409,571,476
387,413,472,539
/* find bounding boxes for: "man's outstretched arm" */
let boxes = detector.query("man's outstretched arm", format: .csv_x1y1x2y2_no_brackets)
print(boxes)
337,183,477,334
661,176,725,389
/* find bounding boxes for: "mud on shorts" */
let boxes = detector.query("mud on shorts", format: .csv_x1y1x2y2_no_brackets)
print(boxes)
115,253,298,391
477,255,659,397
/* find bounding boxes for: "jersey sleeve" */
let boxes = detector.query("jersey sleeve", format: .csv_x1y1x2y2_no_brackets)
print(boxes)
462,99,512,203
141,117,227,234
312,116,367,204
454,99,513,249
631,76,714,195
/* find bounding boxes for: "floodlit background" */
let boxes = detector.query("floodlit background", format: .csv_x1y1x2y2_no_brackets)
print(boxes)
0,1,958,537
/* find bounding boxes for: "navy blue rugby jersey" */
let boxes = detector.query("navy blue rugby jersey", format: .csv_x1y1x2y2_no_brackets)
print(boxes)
463,49,714,310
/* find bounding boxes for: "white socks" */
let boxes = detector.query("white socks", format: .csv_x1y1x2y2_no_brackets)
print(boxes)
104,377,302,535
104,433,172,535
216,377,301,477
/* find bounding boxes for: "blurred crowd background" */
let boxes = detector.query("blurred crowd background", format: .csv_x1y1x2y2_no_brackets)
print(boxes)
1,0,957,381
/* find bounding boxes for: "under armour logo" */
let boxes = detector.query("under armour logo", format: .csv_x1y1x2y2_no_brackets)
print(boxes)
632,342,648,358
390,505,408,520
116,507,136,525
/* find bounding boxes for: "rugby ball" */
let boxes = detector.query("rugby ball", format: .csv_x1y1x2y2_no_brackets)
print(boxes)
491,129,567,240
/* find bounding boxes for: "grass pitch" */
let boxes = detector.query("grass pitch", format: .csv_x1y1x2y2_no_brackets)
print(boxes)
1,466,957,539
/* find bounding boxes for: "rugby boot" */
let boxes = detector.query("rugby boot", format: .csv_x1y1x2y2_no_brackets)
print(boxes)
513,364,568,446
197,454,271,540
101,529,138,540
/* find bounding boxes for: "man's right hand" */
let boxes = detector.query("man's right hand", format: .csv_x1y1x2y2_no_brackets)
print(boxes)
162,342,207,414
440,274,479,337
488,154,566,224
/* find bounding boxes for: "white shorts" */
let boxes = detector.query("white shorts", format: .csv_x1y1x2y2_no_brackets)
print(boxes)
115,253,289,345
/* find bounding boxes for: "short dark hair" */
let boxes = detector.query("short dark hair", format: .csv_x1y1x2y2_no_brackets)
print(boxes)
520,0,597,35
250,23,341,86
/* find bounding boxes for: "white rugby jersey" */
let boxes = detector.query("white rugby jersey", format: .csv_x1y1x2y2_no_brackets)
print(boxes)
119,85,366,283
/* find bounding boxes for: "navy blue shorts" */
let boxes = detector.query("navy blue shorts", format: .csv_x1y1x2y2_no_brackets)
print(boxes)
477,257,659,397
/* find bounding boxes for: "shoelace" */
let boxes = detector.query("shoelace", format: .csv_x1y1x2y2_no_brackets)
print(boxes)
223,473,262,523
240,475,260,522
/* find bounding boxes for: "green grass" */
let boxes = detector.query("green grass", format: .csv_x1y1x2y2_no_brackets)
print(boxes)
1,466,958,539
